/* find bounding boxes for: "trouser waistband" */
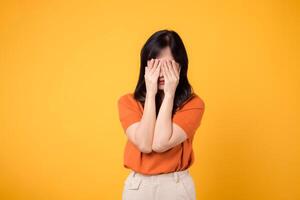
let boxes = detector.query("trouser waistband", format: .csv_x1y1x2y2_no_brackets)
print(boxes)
129,169,190,183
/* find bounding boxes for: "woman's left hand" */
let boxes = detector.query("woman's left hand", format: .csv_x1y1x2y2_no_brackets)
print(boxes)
162,59,181,96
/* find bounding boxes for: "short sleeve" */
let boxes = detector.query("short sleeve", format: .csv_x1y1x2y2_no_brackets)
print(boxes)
172,96,205,139
117,93,142,133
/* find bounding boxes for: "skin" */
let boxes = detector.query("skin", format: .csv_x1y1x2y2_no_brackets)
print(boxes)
125,46,188,153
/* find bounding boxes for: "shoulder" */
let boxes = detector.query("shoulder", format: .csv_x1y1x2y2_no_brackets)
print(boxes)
118,92,137,106
179,93,205,110
191,93,205,108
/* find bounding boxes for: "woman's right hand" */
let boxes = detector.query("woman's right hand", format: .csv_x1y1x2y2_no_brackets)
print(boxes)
144,58,161,96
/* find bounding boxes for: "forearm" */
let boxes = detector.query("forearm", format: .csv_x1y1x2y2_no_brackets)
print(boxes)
152,93,174,149
134,93,156,152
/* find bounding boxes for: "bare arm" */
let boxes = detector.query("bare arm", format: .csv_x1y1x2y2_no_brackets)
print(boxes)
151,93,173,149
151,93,187,152
126,58,161,153
152,59,187,153
125,93,156,153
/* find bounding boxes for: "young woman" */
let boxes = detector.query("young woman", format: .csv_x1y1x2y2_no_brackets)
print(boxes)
117,29,205,200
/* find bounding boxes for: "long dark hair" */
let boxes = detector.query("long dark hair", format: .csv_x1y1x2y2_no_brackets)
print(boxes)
134,29,196,117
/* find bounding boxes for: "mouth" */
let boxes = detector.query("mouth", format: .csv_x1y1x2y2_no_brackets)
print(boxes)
158,80,165,85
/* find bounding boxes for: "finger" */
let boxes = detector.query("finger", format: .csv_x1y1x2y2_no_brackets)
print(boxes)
170,60,179,79
154,58,160,69
165,60,172,79
152,59,162,76
150,58,154,69
157,60,163,74
154,63,161,76
174,60,180,72
162,62,167,80
150,59,158,74
167,60,177,79
147,59,152,68
163,61,170,81
176,62,181,78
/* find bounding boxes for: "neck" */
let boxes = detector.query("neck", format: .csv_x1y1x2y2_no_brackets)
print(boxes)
157,90,164,102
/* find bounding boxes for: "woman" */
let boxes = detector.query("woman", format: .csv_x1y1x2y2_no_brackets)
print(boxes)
117,29,205,200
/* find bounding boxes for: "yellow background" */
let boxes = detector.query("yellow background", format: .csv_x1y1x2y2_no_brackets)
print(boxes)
0,0,299,199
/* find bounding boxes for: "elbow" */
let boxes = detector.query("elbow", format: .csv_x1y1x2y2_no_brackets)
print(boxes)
138,144,152,154
152,142,167,153
133,131,152,154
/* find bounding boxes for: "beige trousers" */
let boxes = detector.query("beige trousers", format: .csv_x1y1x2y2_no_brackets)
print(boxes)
122,169,196,200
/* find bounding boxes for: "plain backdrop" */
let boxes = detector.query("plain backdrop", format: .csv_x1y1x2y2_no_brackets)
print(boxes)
0,0,299,199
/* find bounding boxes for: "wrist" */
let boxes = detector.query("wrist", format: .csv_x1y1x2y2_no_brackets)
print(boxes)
146,92,156,99
164,92,175,99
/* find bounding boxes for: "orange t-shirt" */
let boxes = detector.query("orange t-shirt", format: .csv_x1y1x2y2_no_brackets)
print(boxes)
117,92,205,175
